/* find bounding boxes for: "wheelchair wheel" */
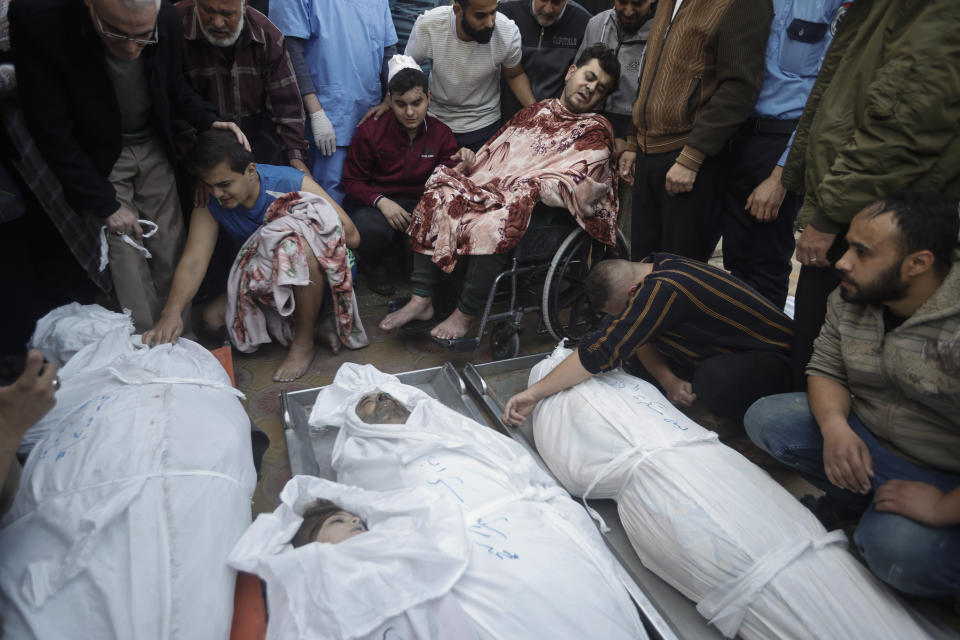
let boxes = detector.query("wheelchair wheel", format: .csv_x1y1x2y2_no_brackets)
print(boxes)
542,227,629,342
490,322,520,360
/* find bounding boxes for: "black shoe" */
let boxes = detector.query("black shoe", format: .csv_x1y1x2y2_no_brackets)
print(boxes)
249,423,270,477
364,264,395,296
800,494,865,530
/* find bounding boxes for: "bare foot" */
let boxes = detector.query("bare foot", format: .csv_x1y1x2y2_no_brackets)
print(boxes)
379,295,434,330
430,309,474,340
316,314,341,355
273,340,315,382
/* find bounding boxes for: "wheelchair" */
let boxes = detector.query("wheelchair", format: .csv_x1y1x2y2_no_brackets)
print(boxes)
432,209,630,360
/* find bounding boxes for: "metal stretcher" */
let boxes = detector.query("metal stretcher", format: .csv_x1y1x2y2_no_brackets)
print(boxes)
280,357,728,640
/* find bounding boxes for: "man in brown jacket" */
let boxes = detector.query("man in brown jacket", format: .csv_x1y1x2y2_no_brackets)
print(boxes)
745,192,960,597
617,0,772,262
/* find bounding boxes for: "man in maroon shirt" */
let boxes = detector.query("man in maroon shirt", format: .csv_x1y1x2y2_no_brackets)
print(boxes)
342,59,474,294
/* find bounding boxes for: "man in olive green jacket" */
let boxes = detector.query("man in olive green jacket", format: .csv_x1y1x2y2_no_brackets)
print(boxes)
782,0,960,386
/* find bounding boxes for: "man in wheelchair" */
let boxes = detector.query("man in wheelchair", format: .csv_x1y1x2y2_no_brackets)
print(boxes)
380,44,622,342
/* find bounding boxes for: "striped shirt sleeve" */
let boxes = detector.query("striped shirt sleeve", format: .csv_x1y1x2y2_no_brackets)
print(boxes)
578,279,682,374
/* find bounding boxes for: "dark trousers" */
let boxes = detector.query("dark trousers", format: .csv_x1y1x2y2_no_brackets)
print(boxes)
717,131,801,309
454,121,501,154
746,393,960,597
628,350,793,421
411,251,509,316
790,234,847,389
408,205,563,315
349,197,419,264
631,148,723,262
691,351,793,421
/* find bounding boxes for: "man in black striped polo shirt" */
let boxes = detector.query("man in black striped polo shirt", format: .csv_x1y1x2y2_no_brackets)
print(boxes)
503,253,793,426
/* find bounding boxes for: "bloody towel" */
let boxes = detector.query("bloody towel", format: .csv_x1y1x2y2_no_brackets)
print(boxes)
408,99,618,273
226,191,368,353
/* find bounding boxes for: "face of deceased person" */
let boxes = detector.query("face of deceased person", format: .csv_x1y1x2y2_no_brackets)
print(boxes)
355,391,411,425
196,0,245,47
310,510,367,544
559,59,615,113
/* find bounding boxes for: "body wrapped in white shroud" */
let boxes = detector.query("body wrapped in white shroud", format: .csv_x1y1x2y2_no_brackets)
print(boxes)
307,363,649,640
529,346,933,639
229,477,479,640
0,306,257,639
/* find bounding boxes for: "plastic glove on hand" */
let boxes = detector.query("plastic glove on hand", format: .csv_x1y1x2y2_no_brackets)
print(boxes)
310,109,336,156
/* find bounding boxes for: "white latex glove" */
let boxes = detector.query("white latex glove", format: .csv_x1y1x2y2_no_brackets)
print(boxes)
310,109,336,156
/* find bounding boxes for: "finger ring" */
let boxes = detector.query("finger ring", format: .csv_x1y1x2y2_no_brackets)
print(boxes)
52,376,61,391
810,257,818,263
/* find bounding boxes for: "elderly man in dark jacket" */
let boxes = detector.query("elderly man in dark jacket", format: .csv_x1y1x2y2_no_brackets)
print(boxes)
10,0,245,331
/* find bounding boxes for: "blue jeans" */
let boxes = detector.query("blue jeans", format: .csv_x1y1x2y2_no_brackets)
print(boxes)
745,392,960,598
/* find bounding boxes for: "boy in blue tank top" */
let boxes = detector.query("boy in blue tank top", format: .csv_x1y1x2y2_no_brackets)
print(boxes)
142,130,360,382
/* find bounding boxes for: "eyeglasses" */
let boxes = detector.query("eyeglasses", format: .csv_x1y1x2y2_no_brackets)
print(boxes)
91,7,158,46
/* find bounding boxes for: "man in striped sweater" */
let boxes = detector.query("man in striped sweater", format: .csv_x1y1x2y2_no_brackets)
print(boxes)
503,253,794,425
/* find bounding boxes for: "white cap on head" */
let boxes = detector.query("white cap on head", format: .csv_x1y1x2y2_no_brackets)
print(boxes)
387,55,422,83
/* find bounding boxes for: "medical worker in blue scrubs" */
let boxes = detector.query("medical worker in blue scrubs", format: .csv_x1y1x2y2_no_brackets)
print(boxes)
271,0,399,205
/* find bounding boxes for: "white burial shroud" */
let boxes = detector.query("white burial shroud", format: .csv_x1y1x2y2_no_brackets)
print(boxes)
1,305,257,640
229,476,480,640
308,363,649,640
529,346,934,640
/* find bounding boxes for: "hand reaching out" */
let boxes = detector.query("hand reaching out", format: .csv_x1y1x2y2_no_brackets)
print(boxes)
358,101,390,127
502,389,539,428
0,350,58,441
452,147,476,173
211,121,251,152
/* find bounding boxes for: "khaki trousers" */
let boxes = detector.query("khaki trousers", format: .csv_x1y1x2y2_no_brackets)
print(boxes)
90,138,185,332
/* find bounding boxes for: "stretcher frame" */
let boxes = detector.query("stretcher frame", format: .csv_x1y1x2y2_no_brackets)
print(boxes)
280,357,724,640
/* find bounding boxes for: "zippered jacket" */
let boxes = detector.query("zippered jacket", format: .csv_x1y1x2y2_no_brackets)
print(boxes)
342,112,458,207
807,261,960,473
627,0,771,170
782,0,960,234
499,0,592,122
578,10,651,118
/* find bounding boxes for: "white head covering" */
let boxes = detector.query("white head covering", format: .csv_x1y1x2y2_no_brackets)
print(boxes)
387,54,423,83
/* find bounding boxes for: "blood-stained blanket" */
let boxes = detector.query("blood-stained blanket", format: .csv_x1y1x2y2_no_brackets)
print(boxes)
408,99,618,273
226,191,368,353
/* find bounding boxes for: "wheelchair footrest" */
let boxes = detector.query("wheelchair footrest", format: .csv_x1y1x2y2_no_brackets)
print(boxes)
432,336,481,352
